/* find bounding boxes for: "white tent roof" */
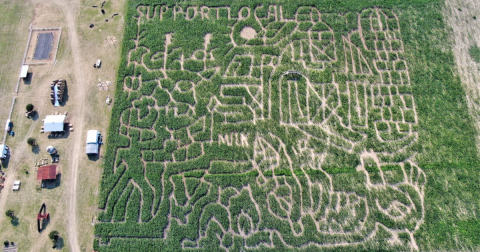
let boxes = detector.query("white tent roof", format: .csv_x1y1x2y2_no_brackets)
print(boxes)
5,120,9,131
43,115,66,132
87,130,99,143
0,144,6,159
20,65,28,78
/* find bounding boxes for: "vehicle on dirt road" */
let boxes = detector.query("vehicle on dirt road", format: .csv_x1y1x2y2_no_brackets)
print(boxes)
86,130,101,155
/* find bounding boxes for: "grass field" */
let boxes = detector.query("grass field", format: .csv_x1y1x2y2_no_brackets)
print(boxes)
94,0,480,251
0,0,125,251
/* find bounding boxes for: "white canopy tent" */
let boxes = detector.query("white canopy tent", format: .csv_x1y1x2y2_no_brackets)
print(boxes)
43,115,66,132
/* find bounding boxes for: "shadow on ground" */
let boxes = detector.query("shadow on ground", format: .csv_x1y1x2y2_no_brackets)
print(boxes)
1,157,10,169
39,217,49,232
23,72,33,84
88,154,100,161
32,145,40,154
42,173,61,189
53,237,64,250
11,217,19,226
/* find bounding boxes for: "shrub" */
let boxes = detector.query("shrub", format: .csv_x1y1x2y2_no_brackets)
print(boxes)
5,210,14,219
49,230,59,241
27,138,36,146
26,104,34,111
469,45,480,63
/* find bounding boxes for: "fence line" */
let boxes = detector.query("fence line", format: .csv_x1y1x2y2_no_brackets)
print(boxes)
3,23,33,144
2,97,16,145
22,23,33,64
31,27,61,31
23,62,47,66
53,28,62,63
16,24,33,93
3,25,62,145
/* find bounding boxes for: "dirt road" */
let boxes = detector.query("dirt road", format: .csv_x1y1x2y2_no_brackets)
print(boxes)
50,0,85,251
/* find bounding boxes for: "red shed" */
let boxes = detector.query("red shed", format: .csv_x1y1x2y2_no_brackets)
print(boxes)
37,165,57,180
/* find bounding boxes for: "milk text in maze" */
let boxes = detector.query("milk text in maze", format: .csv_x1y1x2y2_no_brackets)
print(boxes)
96,5,426,251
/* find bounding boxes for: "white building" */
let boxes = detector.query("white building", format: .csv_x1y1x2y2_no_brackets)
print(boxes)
19,65,29,78
43,115,67,132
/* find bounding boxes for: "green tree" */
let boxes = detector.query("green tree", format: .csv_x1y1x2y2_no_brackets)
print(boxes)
48,230,59,241
27,138,36,146
5,210,14,219
26,104,34,112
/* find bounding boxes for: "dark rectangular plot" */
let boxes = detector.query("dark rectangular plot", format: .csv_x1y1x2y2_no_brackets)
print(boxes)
33,33,53,60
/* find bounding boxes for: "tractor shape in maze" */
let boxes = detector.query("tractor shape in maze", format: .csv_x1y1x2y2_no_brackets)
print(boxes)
97,5,426,251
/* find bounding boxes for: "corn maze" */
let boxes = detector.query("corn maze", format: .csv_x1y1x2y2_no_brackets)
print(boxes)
95,3,427,251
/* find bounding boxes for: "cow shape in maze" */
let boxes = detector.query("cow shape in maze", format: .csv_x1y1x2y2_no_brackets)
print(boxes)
98,5,426,251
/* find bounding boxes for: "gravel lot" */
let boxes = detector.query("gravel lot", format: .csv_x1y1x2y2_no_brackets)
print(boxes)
33,32,53,60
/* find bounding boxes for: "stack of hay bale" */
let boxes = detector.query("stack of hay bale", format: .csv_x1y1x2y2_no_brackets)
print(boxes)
50,79,67,105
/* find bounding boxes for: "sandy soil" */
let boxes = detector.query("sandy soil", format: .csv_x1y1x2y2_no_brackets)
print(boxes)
48,1,85,251
444,0,480,152
240,26,256,40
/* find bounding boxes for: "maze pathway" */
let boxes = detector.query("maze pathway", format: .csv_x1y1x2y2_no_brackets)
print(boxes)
95,5,426,251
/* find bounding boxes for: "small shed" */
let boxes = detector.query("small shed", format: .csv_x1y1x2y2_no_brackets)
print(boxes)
43,115,66,132
20,65,29,78
37,165,57,180
5,119,10,131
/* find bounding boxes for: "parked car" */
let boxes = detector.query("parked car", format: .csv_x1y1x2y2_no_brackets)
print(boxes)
12,181,20,191
93,59,102,68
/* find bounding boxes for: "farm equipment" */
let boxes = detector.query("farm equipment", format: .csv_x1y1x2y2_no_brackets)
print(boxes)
25,110,36,118
46,146,57,155
93,59,102,68
50,79,67,106
37,203,50,232
46,146,59,163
